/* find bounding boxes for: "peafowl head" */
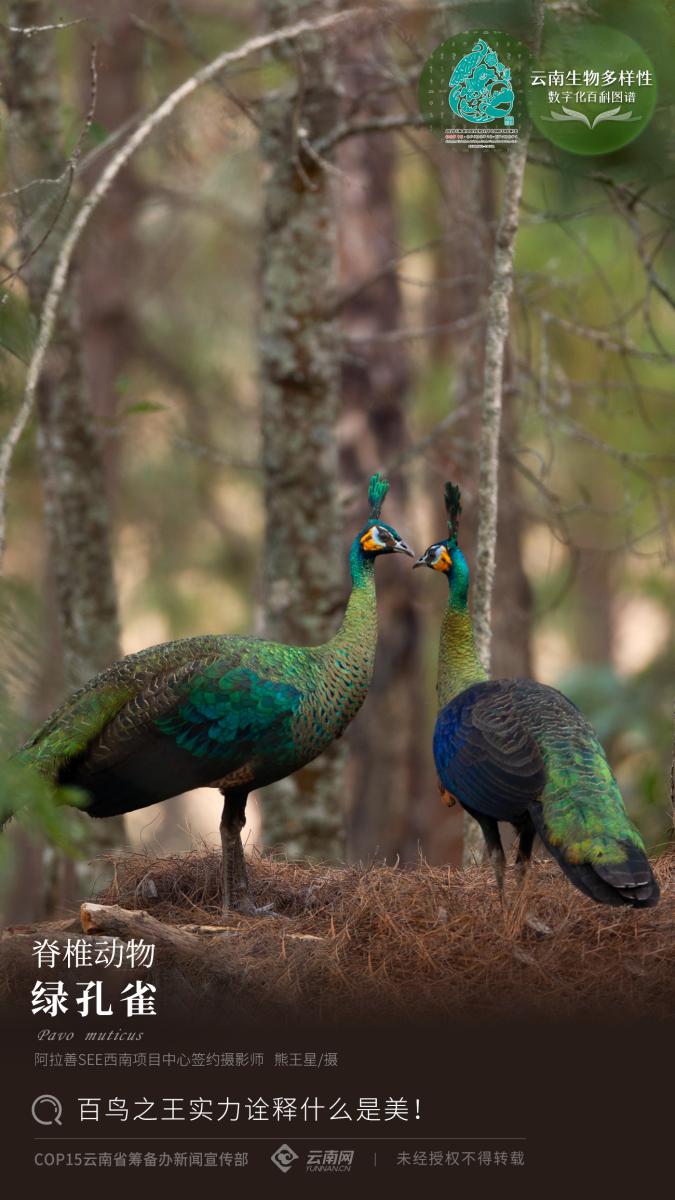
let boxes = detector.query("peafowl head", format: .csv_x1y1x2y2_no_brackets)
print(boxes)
413,482,470,601
357,473,414,559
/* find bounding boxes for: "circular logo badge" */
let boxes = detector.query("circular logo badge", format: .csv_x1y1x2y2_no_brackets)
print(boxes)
527,24,657,156
419,30,531,151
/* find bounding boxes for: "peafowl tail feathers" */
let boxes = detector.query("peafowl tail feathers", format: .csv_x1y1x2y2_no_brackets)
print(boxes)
530,806,659,908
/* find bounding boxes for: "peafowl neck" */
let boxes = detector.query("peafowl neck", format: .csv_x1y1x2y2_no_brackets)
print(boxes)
329,539,378,656
437,557,487,708
321,539,379,720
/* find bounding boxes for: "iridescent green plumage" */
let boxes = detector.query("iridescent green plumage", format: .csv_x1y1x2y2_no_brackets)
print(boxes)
15,473,414,912
416,481,658,908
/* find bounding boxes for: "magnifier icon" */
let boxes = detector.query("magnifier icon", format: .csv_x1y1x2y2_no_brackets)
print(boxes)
31,1095,63,1126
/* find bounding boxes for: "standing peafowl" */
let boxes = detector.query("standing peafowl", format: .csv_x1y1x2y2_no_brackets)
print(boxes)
13,474,413,915
413,481,659,910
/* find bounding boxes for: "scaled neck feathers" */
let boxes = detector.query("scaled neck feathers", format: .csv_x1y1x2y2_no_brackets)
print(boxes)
437,547,487,708
329,536,378,655
307,536,378,731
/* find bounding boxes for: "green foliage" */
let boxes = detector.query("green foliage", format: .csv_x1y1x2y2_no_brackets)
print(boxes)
0,758,89,882
121,401,167,416
0,291,35,364
86,121,110,147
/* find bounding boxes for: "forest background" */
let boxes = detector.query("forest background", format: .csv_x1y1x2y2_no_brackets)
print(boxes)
0,0,673,922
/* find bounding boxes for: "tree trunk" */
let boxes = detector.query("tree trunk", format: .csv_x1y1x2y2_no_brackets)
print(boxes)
424,153,534,863
662,700,667,840
78,1,144,453
472,141,531,678
424,3,542,865
469,0,545,859
258,1,345,859
7,1,121,688
491,352,533,681
5,1,124,918
336,66,429,864
464,139,531,865
423,150,492,867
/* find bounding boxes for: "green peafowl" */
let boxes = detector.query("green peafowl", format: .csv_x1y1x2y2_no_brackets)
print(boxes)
12,474,413,916
413,481,659,910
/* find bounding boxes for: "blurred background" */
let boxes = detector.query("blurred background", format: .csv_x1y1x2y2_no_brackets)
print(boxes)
0,0,673,921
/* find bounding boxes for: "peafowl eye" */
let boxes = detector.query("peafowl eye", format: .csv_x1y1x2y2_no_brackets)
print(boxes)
359,524,414,557
413,542,453,572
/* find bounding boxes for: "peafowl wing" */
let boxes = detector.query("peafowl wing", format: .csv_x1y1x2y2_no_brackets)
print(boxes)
432,680,547,822
434,678,659,907
19,637,233,779
67,658,304,816
20,637,306,817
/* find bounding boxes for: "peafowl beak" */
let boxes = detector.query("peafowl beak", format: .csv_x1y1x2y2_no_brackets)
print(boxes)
393,538,415,558
413,545,451,571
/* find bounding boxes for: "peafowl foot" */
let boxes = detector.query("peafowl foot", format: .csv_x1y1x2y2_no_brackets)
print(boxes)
227,896,278,919
524,912,553,937
488,846,506,914
505,862,553,938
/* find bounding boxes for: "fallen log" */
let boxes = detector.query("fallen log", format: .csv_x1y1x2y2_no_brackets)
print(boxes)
80,902,206,957
179,923,325,943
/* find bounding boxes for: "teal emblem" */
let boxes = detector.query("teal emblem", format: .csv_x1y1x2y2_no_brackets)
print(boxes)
419,31,530,149
448,38,515,125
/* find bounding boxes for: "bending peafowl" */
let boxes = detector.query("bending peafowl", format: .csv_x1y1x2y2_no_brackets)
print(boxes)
13,474,413,915
413,481,659,909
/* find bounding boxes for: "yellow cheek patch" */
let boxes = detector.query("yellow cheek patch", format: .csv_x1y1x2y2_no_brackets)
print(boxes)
360,531,380,552
433,547,452,572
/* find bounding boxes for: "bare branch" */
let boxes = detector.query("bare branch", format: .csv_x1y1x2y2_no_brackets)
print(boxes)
544,312,675,364
0,174,69,201
0,44,98,287
314,112,426,155
2,17,87,34
0,5,375,569
137,2,262,129
343,312,482,344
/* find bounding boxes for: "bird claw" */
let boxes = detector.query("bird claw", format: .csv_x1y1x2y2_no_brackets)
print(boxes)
224,898,278,919
524,913,553,937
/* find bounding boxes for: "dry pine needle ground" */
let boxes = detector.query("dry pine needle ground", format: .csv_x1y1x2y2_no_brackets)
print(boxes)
82,846,675,1022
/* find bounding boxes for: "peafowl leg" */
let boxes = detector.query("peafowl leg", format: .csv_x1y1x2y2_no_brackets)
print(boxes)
511,813,552,936
472,814,506,909
514,813,536,884
220,791,275,917
220,790,253,916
